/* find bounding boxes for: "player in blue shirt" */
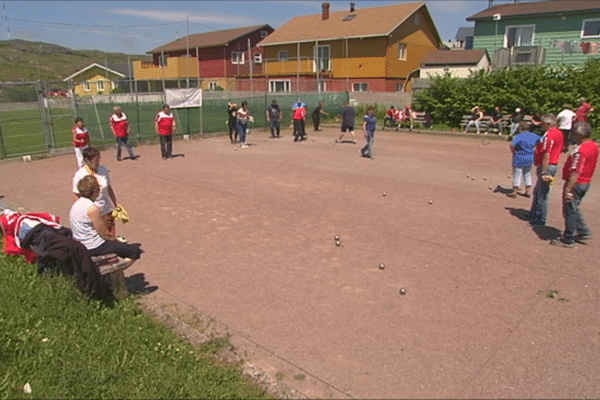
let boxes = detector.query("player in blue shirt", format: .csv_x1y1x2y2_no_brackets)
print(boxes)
360,106,377,159
508,122,541,198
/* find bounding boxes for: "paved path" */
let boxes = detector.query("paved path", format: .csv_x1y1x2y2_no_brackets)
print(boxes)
3,129,600,398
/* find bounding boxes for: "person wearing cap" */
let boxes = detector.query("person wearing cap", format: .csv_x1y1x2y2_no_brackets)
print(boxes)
227,102,238,144
291,100,307,141
266,99,282,138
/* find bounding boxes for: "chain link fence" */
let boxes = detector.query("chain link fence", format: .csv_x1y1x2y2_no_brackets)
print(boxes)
0,80,349,158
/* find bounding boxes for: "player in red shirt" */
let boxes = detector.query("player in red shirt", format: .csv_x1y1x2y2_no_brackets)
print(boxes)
574,97,595,124
155,104,176,159
292,101,307,142
383,105,397,129
72,117,90,168
109,106,136,161
528,114,564,226
551,122,599,247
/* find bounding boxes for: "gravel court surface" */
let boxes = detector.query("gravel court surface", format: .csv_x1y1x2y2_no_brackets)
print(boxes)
3,128,600,398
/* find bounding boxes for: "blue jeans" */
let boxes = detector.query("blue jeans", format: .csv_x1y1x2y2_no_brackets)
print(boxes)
562,183,592,243
116,136,134,160
360,131,374,158
528,164,557,225
237,122,248,144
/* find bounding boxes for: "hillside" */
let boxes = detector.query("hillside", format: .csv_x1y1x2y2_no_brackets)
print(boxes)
0,39,151,83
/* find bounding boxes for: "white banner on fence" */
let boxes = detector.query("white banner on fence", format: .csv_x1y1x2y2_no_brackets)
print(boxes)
165,88,202,108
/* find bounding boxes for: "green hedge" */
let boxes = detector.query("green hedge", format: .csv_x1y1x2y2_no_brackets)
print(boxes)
414,59,600,130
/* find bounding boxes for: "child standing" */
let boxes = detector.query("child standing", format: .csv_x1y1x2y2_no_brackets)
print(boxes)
360,106,377,159
72,117,90,168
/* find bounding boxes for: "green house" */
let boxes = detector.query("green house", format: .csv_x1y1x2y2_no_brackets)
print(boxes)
466,0,600,67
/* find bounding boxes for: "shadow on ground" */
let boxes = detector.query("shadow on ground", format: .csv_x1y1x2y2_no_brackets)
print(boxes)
506,207,562,240
127,273,158,295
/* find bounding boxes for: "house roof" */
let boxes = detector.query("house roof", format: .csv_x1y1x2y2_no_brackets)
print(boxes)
258,2,441,46
455,27,474,42
467,0,600,21
63,63,127,81
420,49,488,67
148,24,273,54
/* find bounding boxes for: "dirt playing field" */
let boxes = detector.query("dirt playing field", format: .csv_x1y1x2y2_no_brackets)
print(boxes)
3,127,600,399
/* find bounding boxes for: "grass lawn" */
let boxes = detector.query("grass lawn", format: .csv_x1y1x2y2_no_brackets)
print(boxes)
0,255,273,399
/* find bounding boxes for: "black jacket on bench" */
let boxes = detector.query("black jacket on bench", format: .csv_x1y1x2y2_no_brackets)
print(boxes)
21,224,112,301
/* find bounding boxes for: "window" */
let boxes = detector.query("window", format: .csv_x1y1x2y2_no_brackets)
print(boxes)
313,45,331,71
398,43,407,60
504,25,534,48
278,50,290,61
318,80,327,92
97,80,105,91
83,81,91,91
208,81,218,91
342,14,356,21
158,54,168,67
260,30,269,38
413,14,421,25
254,53,262,63
269,80,291,93
352,82,368,92
231,52,245,64
582,19,600,38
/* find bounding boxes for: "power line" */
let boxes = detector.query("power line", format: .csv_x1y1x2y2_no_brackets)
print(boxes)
3,1,11,39
7,16,181,29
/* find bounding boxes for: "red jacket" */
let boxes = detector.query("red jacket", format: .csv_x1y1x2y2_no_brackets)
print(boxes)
1,210,61,263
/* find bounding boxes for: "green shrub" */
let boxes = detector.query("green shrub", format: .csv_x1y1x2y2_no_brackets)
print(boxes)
414,59,600,130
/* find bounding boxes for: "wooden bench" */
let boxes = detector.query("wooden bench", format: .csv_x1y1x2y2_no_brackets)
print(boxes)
460,115,508,135
91,253,135,300
383,112,431,132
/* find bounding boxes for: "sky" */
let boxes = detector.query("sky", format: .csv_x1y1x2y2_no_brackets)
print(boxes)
1,1,531,55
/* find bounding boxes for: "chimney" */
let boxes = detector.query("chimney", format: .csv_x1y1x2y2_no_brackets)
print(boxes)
322,2,330,20
350,2,355,12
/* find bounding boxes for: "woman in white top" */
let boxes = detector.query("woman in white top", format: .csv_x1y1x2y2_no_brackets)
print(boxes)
72,147,118,236
70,175,142,260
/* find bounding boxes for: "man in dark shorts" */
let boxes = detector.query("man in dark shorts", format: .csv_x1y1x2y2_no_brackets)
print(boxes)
336,101,357,143
266,99,282,138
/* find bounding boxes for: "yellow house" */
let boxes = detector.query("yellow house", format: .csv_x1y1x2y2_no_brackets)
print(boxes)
252,2,443,92
64,63,129,97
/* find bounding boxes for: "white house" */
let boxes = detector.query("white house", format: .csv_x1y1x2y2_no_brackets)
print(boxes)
420,49,489,78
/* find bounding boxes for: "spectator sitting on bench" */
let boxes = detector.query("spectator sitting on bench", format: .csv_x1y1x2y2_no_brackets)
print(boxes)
384,105,398,128
488,106,504,135
70,175,143,261
464,106,484,134
402,104,415,131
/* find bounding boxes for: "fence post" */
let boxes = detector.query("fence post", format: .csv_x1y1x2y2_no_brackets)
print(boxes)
91,96,106,142
36,80,51,150
0,113,7,158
